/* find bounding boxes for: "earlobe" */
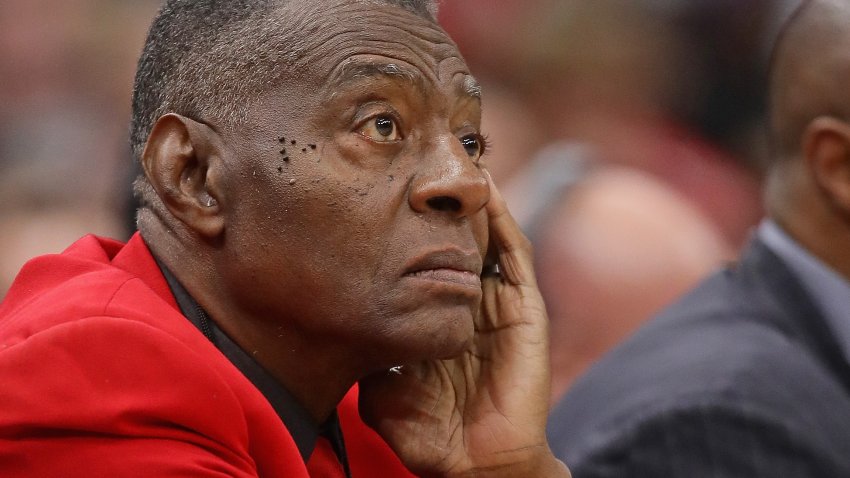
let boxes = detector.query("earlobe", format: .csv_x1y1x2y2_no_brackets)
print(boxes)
141,113,226,238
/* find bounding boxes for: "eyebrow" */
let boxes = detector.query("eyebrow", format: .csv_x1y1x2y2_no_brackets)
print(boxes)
462,75,482,99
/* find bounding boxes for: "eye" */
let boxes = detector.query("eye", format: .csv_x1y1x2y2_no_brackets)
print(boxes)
358,115,402,142
460,134,485,160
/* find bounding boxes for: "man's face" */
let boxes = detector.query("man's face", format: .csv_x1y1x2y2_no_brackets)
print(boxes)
216,2,490,369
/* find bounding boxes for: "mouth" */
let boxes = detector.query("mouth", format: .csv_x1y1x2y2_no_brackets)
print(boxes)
403,248,483,291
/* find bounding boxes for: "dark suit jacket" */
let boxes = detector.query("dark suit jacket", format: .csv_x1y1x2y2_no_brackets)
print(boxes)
547,238,850,477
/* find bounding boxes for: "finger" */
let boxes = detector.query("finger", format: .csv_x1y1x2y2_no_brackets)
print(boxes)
484,169,536,286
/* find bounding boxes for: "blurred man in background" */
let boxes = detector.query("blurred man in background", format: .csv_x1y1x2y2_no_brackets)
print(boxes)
547,1,850,475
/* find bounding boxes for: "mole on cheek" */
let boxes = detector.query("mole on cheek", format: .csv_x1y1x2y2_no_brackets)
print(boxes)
276,136,291,167
280,138,320,162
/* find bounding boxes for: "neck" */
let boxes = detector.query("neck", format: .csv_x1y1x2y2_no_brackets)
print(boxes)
143,224,363,424
179,272,365,423
209,305,363,423
776,211,850,282
770,169,850,282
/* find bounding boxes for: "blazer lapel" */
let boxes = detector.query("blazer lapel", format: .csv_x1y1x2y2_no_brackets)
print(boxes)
737,238,850,395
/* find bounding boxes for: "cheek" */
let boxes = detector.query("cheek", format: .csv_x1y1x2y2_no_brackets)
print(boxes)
274,172,403,285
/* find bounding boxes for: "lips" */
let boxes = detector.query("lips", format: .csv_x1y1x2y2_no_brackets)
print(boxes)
403,248,483,289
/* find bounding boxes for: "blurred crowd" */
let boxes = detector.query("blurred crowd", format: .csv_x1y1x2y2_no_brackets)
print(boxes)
0,0,798,393
0,0,161,294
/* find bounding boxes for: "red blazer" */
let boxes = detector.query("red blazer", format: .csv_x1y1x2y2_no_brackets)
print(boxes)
0,233,415,477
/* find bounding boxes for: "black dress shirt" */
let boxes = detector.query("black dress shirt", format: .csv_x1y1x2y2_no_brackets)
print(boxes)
157,262,350,476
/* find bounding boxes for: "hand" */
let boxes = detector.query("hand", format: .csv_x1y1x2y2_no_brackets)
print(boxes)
359,172,570,477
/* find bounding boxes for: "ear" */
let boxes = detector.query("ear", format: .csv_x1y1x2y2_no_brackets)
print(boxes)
803,116,850,213
140,113,225,238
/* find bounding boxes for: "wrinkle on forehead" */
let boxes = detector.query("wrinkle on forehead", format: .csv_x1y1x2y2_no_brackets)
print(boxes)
323,56,480,104
279,1,462,81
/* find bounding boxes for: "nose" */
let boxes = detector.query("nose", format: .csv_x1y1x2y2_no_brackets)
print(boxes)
408,137,489,219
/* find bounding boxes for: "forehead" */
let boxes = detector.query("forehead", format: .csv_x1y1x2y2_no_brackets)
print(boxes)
281,1,476,96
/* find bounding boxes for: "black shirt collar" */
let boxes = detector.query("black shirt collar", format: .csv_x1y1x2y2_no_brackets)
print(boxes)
157,261,349,475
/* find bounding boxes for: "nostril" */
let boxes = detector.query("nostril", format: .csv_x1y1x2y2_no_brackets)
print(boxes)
426,196,462,213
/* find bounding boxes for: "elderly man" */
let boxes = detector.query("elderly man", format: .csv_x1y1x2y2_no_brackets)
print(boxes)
0,1,569,476
547,0,850,476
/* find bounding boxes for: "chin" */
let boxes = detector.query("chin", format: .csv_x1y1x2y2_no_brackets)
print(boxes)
356,297,479,368
397,305,477,362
